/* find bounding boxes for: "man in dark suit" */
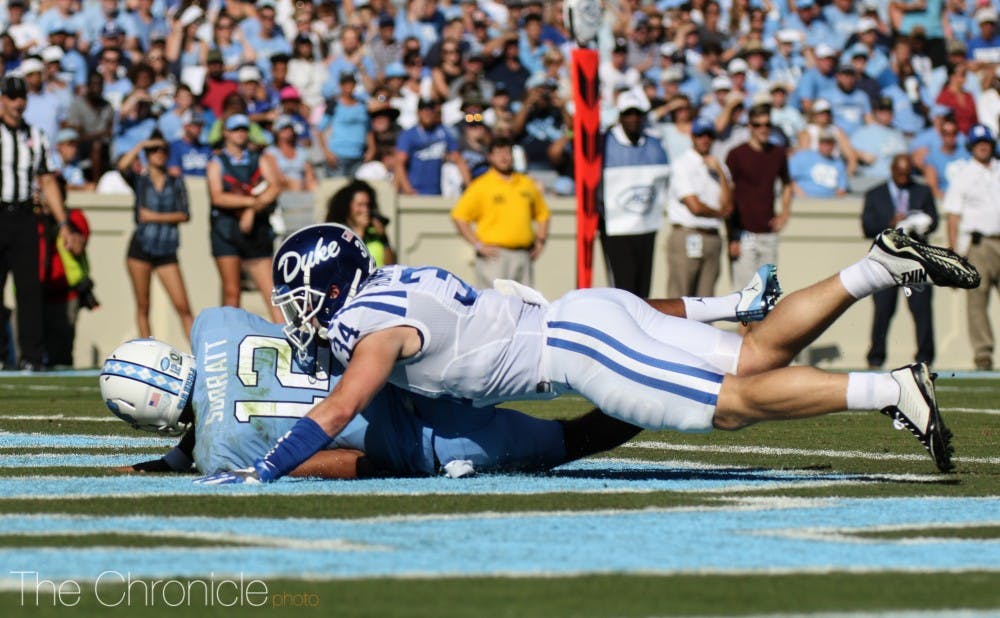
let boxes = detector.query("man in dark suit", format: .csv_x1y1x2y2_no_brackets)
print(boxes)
861,154,939,368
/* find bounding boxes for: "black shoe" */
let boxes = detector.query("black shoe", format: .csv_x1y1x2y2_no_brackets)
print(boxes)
881,363,954,472
17,360,45,373
868,228,981,290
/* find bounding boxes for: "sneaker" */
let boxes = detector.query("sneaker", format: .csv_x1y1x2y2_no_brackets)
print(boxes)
868,228,980,290
735,264,782,322
881,362,954,472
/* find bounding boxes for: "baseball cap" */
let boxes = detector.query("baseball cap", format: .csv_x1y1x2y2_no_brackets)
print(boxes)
776,29,799,44
378,15,395,27
616,90,650,114
417,97,438,109
56,128,79,144
711,75,733,91
929,104,952,119
206,49,224,64
339,70,357,83
659,42,678,57
856,17,878,33
279,85,301,101
847,43,869,58
273,115,294,131
613,38,628,53
238,65,262,82
692,118,716,137
977,7,998,23
727,58,749,74
837,62,856,74
7,0,26,8
101,21,125,38
18,58,44,75
817,126,837,142
385,62,406,78
814,44,838,59
874,95,894,111
969,123,995,144
0,75,27,98
225,114,250,130
797,0,815,8
181,110,205,125
41,46,64,64
660,65,685,83
812,98,831,113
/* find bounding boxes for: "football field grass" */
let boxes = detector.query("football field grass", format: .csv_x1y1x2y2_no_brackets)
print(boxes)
0,374,997,617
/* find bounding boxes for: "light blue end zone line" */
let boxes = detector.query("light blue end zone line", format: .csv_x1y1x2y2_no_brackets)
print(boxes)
0,498,997,580
0,459,939,498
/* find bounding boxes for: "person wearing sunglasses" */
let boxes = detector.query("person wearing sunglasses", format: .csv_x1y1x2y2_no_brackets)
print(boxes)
117,133,194,340
725,105,793,291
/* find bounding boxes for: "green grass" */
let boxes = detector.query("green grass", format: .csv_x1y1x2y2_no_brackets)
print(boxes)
1,375,998,617
3,573,999,617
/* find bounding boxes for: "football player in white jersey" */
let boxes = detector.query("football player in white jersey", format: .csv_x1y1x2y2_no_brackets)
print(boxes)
200,224,979,484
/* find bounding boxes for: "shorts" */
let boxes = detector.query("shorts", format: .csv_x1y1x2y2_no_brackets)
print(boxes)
209,213,275,259
543,288,743,432
127,234,178,267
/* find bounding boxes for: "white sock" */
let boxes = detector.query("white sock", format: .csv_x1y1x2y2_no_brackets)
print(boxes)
846,372,900,410
839,258,895,299
683,293,742,323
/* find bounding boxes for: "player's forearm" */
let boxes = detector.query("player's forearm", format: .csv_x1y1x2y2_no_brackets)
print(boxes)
288,449,364,479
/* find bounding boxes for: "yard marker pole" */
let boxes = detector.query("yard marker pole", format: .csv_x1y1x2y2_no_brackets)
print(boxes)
571,47,601,289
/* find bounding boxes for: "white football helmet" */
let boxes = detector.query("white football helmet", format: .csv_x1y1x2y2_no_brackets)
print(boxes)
99,339,196,436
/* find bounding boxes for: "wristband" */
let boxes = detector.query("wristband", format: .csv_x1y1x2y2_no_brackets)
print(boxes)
474,241,483,252
257,416,332,481
57,221,68,229
162,445,194,472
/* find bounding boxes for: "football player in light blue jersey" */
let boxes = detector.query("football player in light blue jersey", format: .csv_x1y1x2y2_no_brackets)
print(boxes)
201,224,981,484
101,307,639,478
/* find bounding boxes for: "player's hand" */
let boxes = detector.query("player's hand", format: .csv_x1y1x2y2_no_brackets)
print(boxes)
194,467,262,485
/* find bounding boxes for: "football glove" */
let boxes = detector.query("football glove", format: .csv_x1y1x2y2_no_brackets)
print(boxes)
194,460,278,485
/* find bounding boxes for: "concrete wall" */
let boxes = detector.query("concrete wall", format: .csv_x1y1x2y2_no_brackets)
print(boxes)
9,182,994,370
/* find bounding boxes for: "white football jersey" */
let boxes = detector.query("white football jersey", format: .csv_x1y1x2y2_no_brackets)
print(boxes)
326,265,552,406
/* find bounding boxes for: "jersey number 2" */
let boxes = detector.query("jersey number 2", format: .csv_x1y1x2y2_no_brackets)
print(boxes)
234,336,330,422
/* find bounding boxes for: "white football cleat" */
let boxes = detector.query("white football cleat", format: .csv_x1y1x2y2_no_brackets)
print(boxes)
868,228,980,291
882,363,954,472
735,264,782,323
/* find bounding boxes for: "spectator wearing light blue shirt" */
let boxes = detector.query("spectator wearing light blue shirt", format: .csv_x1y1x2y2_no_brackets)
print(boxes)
782,0,839,50
919,116,970,199
966,7,1000,63
769,30,807,87
850,96,909,191
790,128,849,197
820,64,873,135
823,0,861,50
793,43,838,112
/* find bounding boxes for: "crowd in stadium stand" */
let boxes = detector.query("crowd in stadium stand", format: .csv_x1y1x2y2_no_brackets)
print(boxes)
3,0,997,198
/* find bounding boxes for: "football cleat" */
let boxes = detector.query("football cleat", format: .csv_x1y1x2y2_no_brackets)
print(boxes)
881,363,954,472
735,263,782,323
868,228,980,291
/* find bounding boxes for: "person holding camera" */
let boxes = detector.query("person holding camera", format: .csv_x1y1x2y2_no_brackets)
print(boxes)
117,133,195,340
37,176,94,368
944,124,1000,370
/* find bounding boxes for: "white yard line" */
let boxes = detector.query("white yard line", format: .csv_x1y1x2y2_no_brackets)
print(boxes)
0,415,118,422
621,442,1000,465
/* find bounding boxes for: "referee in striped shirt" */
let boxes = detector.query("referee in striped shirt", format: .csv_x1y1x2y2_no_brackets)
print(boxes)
0,75,75,370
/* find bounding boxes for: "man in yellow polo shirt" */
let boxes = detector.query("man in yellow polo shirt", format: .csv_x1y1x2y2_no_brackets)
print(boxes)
451,138,550,287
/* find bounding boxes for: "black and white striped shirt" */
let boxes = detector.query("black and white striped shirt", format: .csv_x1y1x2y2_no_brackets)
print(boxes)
0,121,54,204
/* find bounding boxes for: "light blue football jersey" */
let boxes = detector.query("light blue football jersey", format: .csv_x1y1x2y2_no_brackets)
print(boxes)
326,265,554,407
191,307,565,474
